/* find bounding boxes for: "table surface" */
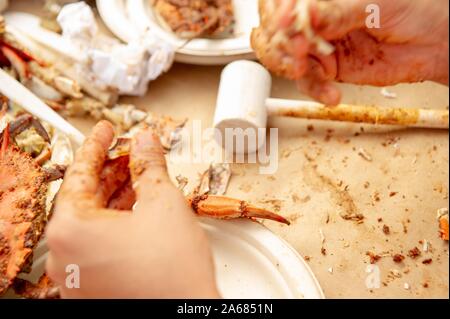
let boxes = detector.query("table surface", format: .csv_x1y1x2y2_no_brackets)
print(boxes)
8,0,449,298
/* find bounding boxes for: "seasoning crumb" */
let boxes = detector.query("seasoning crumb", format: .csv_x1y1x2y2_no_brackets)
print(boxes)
389,269,402,278
373,192,381,202
381,87,397,99
422,258,433,265
423,283,429,288
382,225,390,235
319,228,326,244
321,247,327,255
307,124,314,131
377,218,383,223
327,267,333,274
389,192,398,197
357,148,373,161
304,256,311,261
393,254,405,263
402,220,409,234
422,239,430,252
408,247,421,259
366,251,381,264
404,283,410,290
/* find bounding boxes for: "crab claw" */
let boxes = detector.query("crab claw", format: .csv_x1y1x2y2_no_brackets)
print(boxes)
1,45,30,81
0,123,10,157
8,114,51,143
187,194,291,225
43,164,66,182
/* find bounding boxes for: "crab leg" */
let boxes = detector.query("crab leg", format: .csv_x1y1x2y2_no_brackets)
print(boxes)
0,122,9,156
7,113,51,143
1,45,30,81
43,164,66,183
187,194,290,225
104,155,290,224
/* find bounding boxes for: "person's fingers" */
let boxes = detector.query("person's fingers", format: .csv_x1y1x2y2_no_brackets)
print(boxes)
97,156,131,206
297,77,342,106
285,34,310,79
311,0,372,40
276,0,296,29
57,121,114,210
296,56,341,105
129,128,175,200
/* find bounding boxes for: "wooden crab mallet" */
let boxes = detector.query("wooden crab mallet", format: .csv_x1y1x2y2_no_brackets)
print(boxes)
213,60,449,153
0,68,289,225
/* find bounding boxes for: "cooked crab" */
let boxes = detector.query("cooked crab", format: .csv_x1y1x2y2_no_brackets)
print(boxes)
0,103,65,296
151,0,235,38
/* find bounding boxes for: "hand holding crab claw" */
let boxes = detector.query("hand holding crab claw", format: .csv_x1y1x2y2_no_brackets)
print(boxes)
45,121,288,298
45,121,220,298
252,0,449,105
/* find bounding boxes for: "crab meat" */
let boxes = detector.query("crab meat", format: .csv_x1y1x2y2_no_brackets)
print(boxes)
152,0,235,38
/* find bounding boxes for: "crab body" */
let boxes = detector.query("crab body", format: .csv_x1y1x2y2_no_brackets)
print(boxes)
0,124,48,294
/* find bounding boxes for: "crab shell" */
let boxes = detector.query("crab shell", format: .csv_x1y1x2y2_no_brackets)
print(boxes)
0,135,48,294
0,118,72,296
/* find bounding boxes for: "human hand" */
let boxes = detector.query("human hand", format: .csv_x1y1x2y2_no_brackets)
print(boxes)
252,0,449,105
45,121,219,298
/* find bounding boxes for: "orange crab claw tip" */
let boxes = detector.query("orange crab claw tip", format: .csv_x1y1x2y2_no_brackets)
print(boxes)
246,205,291,225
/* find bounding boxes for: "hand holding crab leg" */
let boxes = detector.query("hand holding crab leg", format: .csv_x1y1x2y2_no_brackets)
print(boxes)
46,121,219,298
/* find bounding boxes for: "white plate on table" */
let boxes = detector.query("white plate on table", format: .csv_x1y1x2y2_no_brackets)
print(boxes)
5,218,323,299
96,0,259,65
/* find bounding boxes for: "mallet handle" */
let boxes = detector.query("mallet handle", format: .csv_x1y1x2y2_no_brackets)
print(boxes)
266,98,449,129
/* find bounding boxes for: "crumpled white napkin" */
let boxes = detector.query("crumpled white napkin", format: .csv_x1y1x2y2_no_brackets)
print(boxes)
57,1,175,96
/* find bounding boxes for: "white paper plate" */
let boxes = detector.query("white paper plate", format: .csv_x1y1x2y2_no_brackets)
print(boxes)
202,218,324,299
96,0,259,65
4,218,323,299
